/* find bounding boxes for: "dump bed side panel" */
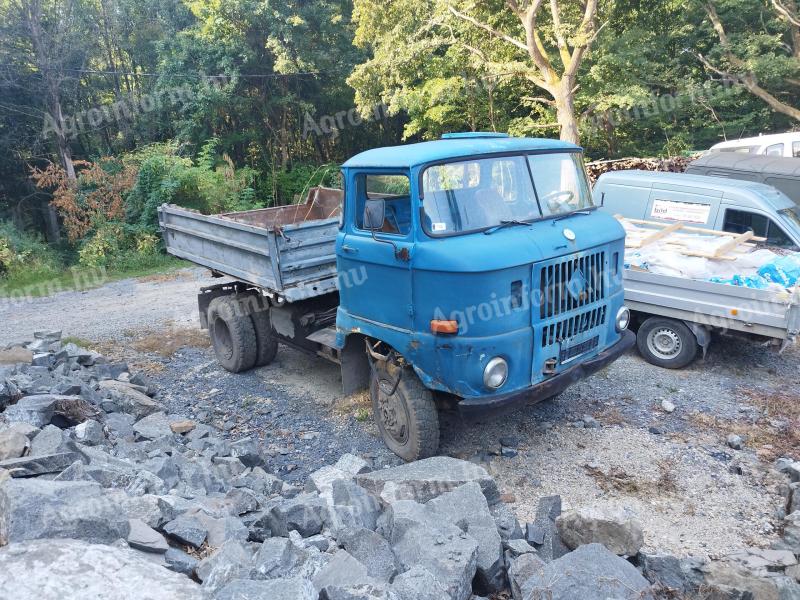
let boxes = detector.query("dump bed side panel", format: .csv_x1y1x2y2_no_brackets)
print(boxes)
159,205,283,290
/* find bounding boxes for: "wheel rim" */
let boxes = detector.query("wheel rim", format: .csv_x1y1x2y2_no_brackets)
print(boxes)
212,318,234,361
647,327,682,360
376,378,410,446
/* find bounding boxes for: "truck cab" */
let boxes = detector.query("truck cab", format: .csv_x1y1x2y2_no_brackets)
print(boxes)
335,133,634,459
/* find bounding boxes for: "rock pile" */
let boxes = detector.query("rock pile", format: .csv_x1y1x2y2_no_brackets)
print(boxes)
2,332,800,600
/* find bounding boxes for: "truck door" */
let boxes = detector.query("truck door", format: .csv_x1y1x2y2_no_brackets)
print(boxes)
337,170,415,331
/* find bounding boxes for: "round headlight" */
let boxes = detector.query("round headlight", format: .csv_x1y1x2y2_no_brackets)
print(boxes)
483,357,508,390
616,306,631,332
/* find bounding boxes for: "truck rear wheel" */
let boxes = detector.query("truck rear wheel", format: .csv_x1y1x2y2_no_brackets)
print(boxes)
370,360,439,462
249,305,278,367
208,296,258,373
636,317,698,369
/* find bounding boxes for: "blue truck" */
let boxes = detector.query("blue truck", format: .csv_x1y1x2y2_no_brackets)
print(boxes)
159,133,634,461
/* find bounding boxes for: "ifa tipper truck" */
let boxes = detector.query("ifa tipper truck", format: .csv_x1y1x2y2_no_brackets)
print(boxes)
160,133,634,461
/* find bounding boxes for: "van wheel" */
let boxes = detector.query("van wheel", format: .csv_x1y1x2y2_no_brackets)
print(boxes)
636,317,698,369
207,296,258,373
370,359,439,462
249,304,278,367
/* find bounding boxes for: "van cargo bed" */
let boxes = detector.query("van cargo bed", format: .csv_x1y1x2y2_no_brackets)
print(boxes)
158,188,342,302
625,268,800,344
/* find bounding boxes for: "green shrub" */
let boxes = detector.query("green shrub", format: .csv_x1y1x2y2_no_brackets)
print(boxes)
261,163,342,206
0,222,62,280
126,139,260,229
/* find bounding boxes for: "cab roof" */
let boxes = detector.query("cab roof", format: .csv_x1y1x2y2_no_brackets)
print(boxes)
342,133,580,169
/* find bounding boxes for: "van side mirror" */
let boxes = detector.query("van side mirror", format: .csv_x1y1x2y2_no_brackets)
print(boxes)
363,199,386,230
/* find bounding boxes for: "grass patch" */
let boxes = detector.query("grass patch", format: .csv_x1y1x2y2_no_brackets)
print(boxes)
0,255,188,299
584,459,679,497
61,336,95,349
333,390,372,422
690,386,800,461
130,325,210,357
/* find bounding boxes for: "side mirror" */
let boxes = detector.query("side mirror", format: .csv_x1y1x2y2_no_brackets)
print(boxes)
363,199,386,230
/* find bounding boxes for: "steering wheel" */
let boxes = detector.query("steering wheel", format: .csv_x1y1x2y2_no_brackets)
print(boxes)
541,190,575,212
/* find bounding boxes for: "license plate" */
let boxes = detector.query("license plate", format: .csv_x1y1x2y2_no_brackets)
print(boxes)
560,336,599,364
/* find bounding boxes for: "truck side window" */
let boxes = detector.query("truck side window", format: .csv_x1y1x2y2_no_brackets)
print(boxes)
765,143,784,157
723,209,794,248
356,174,411,235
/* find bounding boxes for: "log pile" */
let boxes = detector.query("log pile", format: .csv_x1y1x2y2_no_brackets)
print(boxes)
586,156,698,183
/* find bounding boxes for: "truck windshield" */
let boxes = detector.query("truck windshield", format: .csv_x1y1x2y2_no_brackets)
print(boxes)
421,152,594,236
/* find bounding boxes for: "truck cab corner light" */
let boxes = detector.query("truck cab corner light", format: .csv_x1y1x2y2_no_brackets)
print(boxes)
430,320,459,335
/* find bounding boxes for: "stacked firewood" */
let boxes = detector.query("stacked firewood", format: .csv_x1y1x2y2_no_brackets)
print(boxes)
585,156,698,183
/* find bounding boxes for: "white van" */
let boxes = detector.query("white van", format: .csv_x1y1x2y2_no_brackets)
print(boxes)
594,170,800,250
708,132,800,158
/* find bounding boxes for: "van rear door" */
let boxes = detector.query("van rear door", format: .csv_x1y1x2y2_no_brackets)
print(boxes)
645,184,722,229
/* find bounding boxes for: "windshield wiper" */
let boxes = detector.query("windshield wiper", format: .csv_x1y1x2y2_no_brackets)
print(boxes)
484,220,531,235
552,210,593,224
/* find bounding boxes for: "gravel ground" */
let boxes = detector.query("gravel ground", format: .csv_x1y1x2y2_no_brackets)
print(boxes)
3,268,798,559
0,268,216,345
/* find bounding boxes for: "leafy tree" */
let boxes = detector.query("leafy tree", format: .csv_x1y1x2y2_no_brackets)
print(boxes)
350,0,606,144
696,0,800,122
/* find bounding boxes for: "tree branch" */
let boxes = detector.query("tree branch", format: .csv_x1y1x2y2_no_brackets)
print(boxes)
549,0,573,68
696,51,800,121
447,6,528,52
520,0,556,84
772,0,800,27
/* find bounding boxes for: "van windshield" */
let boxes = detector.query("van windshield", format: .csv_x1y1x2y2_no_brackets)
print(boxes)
421,152,594,236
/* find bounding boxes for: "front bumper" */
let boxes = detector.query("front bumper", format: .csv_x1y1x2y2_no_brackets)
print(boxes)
457,329,636,418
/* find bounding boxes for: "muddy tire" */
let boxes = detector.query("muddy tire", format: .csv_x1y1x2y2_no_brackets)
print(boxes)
370,359,439,462
207,296,258,373
636,317,698,370
249,304,278,367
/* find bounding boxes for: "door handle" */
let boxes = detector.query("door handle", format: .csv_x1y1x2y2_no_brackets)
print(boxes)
342,245,359,254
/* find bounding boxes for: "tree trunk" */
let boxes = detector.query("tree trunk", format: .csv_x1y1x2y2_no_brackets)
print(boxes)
554,83,580,144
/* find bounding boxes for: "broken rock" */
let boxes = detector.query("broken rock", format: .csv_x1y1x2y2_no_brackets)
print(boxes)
162,515,208,548
133,412,173,441
0,430,29,461
521,543,652,600
0,478,130,545
356,456,499,506
216,578,317,600
3,394,97,428
127,518,169,554
0,538,202,599
0,452,83,477
556,505,644,556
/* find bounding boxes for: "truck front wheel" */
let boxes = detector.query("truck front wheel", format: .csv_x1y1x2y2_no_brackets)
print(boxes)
636,317,699,369
370,360,440,462
207,296,258,373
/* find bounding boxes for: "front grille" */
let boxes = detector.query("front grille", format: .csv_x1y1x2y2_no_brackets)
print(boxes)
539,251,605,319
541,305,607,347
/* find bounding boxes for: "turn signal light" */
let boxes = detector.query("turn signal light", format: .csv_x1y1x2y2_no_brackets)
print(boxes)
430,320,459,335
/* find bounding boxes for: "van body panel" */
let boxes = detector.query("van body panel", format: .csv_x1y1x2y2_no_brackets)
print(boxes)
594,169,800,249
708,132,800,158
687,154,800,207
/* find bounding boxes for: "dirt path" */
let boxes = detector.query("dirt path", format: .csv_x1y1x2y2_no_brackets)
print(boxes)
0,269,218,346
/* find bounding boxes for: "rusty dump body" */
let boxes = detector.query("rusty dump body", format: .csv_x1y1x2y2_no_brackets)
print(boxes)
158,187,344,302
219,187,343,229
